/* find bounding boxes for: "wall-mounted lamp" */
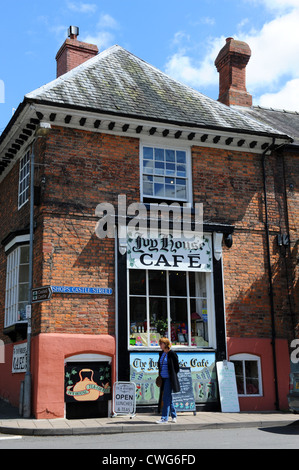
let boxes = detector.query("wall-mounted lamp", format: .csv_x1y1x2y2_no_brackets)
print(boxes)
224,233,233,248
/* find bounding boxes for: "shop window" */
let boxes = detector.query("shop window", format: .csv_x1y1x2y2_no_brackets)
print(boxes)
128,269,213,349
18,150,30,209
230,354,263,396
5,245,29,327
141,145,190,202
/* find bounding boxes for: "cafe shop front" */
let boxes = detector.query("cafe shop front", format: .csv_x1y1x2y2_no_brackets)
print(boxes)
117,227,231,411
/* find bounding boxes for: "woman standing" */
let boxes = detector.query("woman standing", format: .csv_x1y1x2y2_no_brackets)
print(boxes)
156,337,180,424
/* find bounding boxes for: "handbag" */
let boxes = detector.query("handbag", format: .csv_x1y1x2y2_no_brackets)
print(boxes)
156,375,162,387
156,353,166,388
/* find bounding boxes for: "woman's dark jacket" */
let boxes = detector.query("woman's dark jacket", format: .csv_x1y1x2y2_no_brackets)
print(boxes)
158,349,180,393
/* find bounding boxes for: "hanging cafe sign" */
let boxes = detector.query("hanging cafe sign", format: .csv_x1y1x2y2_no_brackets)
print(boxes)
127,232,212,272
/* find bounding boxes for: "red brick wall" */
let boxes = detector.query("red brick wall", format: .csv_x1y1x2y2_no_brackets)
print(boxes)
0,128,297,345
192,145,296,341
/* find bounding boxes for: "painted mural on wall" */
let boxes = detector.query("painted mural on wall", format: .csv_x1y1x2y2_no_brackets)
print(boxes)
65,362,111,403
130,352,217,405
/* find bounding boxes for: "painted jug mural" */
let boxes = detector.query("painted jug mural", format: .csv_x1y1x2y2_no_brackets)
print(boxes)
65,363,111,403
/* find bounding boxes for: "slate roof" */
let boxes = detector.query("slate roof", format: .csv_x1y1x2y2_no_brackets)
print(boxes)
234,105,299,146
25,45,290,139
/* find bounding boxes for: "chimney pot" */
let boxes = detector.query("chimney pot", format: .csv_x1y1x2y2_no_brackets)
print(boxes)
215,37,252,107
68,25,79,39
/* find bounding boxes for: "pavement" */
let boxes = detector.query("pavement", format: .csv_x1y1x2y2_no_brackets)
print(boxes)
0,399,298,436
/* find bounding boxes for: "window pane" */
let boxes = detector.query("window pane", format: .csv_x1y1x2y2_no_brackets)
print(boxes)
245,360,258,379
169,271,187,296
130,297,147,346
246,378,259,394
155,148,164,161
143,160,153,174
189,272,206,297
130,269,146,295
165,149,175,162
149,298,168,337
19,283,29,302
149,270,166,296
233,361,245,394
19,265,29,283
170,298,188,345
154,183,164,197
144,147,153,159
176,151,186,163
190,299,209,346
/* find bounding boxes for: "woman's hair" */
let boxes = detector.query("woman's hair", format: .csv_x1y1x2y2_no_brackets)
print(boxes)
159,337,171,349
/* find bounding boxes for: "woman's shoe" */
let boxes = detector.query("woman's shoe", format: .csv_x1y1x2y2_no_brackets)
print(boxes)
171,417,177,423
156,418,168,424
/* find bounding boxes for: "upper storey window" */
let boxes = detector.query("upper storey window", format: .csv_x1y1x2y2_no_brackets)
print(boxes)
141,145,191,203
18,150,30,209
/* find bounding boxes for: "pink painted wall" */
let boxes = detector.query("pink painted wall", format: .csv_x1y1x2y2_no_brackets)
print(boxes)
31,333,116,419
0,342,25,408
227,337,290,411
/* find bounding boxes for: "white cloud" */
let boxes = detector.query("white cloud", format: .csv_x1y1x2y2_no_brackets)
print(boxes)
258,78,299,111
97,13,119,30
81,31,115,50
246,0,299,12
66,2,97,13
165,36,224,88
242,8,299,90
164,3,299,112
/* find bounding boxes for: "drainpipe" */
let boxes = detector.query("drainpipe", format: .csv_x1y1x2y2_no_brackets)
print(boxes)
261,138,279,411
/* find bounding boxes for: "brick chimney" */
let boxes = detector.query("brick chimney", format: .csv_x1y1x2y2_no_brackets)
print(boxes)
215,37,252,107
56,26,99,78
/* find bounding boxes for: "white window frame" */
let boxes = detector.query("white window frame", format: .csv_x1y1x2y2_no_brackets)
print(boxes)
18,150,30,209
140,140,192,204
5,243,29,328
230,353,263,397
127,268,216,350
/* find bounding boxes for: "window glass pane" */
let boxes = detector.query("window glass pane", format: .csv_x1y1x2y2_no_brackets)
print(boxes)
165,149,175,162
130,269,146,295
190,299,208,346
189,272,206,297
144,147,153,159
232,361,245,394
154,183,164,197
166,163,175,176
149,270,166,296
177,165,186,177
18,302,27,321
176,151,186,163
19,265,29,283
155,148,164,161
19,283,29,302
176,185,186,199
149,298,168,337
246,377,259,394
245,360,258,379
169,271,187,296
170,298,188,345
129,297,147,347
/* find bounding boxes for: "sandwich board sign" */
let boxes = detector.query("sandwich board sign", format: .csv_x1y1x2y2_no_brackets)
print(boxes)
216,361,240,413
112,382,136,417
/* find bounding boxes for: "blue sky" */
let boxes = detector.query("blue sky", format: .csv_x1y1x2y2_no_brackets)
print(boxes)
1,0,299,134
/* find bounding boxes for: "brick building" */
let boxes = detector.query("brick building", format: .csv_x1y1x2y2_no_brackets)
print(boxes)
0,30,297,419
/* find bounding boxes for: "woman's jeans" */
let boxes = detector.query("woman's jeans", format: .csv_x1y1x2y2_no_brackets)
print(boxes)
161,378,177,421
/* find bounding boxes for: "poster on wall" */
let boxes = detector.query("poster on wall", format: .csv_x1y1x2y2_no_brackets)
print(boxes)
12,343,27,373
130,352,217,406
65,362,112,403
